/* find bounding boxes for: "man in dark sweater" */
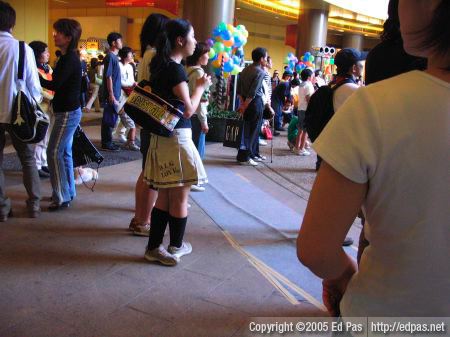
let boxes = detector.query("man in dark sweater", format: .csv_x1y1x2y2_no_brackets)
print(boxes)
101,32,123,151
236,47,267,166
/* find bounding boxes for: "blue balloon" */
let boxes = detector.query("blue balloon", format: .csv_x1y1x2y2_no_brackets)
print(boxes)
223,60,234,72
214,67,222,76
304,52,311,58
221,29,231,40
234,35,243,47
288,52,294,58
235,47,244,57
233,56,240,64
212,28,221,37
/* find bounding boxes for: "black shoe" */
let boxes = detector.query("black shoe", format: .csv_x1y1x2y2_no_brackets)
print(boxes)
101,144,120,152
343,236,354,246
48,201,70,212
41,166,50,173
273,131,280,136
38,169,50,178
275,127,286,132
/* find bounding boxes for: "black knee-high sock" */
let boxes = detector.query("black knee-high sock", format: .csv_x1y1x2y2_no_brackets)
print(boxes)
147,208,169,250
169,215,187,248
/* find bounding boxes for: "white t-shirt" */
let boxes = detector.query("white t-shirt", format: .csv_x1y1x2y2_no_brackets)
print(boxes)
298,81,315,111
137,47,155,82
119,62,135,87
314,71,450,316
333,82,359,112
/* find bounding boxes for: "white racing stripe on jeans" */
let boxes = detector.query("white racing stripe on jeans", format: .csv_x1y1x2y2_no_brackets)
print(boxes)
50,112,70,203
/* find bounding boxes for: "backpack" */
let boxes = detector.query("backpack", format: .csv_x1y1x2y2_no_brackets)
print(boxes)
10,41,50,144
304,79,354,142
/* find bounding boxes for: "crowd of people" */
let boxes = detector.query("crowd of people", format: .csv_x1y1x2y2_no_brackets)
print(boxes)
0,0,448,320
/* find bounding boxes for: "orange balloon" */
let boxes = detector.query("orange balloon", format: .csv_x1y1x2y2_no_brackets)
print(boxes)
212,59,221,68
223,38,234,47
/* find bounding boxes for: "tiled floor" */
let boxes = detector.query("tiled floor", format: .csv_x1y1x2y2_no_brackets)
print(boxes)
0,124,338,337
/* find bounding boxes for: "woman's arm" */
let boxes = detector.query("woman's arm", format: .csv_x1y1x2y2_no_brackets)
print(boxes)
173,72,210,119
297,161,367,279
297,161,366,316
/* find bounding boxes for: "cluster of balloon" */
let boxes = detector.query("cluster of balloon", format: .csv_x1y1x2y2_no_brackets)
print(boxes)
207,22,249,78
284,51,316,74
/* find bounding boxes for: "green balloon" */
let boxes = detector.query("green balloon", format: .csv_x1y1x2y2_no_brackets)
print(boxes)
218,22,227,32
330,58,334,65
213,41,225,53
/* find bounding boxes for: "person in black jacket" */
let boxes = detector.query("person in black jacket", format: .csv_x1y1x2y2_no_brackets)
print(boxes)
40,18,82,211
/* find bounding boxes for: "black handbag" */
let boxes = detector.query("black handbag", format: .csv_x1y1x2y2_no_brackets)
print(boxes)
124,80,184,137
72,125,104,168
223,118,244,148
11,41,50,144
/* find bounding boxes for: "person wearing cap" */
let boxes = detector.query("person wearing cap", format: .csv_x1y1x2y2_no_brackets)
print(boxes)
271,70,294,133
332,48,367,111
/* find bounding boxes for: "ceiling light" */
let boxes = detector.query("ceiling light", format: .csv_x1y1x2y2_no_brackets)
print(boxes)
236,7,241,10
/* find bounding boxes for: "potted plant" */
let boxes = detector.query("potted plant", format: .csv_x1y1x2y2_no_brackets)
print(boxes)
206,101,239,142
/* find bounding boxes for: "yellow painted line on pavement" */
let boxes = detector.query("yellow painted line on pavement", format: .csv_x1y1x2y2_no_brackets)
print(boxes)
235,173,251,183
223,231,327,312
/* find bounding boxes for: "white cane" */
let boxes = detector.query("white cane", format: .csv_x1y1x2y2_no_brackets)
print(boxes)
271,113,274,163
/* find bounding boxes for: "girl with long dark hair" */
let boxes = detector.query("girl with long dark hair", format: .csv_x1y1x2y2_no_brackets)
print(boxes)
143,19,211,266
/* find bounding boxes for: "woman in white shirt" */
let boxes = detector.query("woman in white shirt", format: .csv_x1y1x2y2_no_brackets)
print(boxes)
129,13,169,236
297,0,450,317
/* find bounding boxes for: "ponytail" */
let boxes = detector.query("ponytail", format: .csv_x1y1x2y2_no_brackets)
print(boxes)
150,19,192,74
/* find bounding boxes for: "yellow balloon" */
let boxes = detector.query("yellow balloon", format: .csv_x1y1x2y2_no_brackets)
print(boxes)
227,24,235,33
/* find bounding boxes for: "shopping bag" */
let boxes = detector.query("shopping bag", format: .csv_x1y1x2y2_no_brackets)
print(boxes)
72,125,104,168
223,118,243,148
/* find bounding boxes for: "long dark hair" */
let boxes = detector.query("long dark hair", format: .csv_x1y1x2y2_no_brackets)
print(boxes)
150,19,192,74
140,13,169,57
381,0,401,42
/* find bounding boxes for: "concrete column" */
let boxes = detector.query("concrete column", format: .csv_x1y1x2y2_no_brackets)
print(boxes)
296,1,328,55
8,0,49,43
342,33,364,50
183,0,235,42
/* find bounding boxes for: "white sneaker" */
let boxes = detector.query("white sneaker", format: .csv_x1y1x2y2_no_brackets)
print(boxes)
259,139,267,146
297,149,311,156
113,134,127,143
190,184,205,192
144,245,178,266
168,241,192,259
239,159,258,166
125,142,140,151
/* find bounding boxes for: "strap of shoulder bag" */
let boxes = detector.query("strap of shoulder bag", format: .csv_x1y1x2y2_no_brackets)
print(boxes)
18,41,25,81
17,41,43,109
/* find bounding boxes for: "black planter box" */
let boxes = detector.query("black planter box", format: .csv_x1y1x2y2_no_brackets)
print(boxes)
206,117,227,142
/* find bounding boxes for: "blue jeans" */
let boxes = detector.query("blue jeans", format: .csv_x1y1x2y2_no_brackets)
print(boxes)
47,108,82,204
191,115,206,159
